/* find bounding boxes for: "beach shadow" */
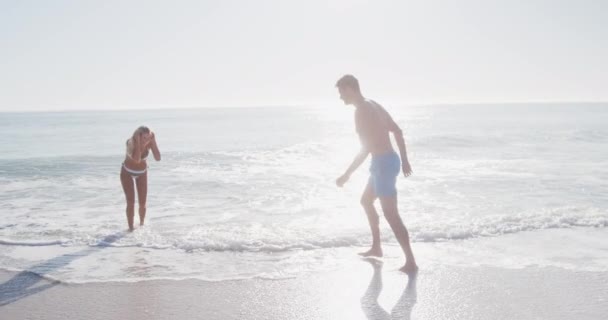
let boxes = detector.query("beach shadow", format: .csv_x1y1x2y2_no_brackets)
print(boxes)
360,258,417,320
0,231,125,307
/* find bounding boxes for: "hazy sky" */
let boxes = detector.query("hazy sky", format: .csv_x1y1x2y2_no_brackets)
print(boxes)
1,0,607,111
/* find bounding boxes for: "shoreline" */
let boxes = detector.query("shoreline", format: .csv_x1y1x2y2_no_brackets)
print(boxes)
2,262,607,319
2,227,607,284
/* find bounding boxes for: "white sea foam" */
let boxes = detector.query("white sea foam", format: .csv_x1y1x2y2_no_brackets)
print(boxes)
0,239,66,246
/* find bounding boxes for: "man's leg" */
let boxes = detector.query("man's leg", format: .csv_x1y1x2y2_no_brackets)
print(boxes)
379,195,417,273
359,180,382,257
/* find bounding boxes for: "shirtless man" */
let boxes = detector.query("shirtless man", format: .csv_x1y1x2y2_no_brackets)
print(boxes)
335,75,417,274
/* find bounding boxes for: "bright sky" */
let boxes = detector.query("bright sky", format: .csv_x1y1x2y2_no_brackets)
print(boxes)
1,0,607,111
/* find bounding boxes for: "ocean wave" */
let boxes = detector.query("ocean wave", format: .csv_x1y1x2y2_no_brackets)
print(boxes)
413,207,608,242
0,239,66,246
1,207,606,252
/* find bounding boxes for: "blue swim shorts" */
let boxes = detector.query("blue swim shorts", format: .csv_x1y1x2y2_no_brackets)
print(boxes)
369,151,401,197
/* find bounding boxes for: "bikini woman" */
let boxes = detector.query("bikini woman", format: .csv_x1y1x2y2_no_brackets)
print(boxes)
120,126,161,231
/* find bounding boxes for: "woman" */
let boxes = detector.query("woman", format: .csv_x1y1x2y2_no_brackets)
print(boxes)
120,126,161,231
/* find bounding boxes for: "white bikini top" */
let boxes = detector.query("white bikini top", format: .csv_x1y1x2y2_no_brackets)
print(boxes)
126,139,148,160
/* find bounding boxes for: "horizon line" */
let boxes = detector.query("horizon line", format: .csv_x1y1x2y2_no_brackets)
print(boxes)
1,100,607,114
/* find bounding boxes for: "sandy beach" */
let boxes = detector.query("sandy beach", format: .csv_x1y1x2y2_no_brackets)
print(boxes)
2,253,606,320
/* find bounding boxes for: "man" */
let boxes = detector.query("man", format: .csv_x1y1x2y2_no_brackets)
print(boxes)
335,74,417,274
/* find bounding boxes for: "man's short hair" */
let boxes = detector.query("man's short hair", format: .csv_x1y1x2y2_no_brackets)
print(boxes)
335,74,360,93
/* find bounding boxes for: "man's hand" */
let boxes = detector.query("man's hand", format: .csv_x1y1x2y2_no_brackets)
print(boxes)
336,174,350,187
402,160,412,177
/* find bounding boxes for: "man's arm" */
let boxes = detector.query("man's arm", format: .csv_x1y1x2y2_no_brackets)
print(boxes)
336,147,369,187
344,148,369,177
384,109,412,177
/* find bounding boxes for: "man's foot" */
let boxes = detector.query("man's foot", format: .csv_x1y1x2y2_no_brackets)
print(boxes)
128,226,135,232
358,247,383,257
399,263,418,275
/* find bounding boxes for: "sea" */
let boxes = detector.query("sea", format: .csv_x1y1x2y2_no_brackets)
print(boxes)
1,103,607,283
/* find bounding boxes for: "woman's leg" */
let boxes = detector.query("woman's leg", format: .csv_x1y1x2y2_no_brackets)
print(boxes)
120,168,136,231
135,171,148,226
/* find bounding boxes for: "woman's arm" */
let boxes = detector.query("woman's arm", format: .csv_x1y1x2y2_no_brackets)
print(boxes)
131,134,143,163
149,132,161,161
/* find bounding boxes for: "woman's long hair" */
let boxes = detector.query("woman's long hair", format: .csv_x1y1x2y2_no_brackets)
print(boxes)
132,126,150,139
